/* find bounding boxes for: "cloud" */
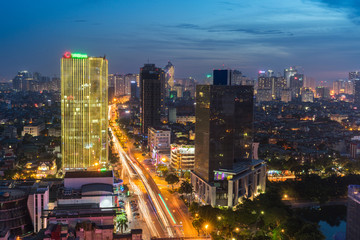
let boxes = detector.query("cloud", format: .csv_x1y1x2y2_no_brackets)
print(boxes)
171,23,293,36
173,23,201,30
308,0,360,24
74,19,87,23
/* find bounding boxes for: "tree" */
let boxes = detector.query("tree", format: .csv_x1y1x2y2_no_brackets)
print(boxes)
179,180,193,204
183,171,191,179
192,218,204,236
116,213,128,233
165,173,179,190
156,164,168,177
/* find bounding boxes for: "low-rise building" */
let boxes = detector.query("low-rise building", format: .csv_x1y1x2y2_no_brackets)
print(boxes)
148,127,171,162
191,160,267,207
22,123,45,136
170,144,195,174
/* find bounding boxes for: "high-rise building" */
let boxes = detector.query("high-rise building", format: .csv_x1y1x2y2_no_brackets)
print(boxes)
140,64,165,135
347,185,360,240
284,67,297,88
333,79,345,95
301,88,314,102
164,61,175,92
290,73,304,99
213,69,232,85
61,52,108,170
258,74,286,100
316,86,330,99
354,80,360,105
12,71,36,91
191,84,266,207
194,85,254,182
349,71,360,80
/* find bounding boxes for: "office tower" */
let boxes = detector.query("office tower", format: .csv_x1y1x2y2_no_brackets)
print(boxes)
192,84,266,207
124,74,137,96
347,185,360,240
258,74,286,101
349,71,360,80
284,67,297,88
354,80,360,105
213,69,232,85
301,88,314,102
12,70,35,91
61,52,108,170
194,85,254,182
140,64,165,135
304,76,316,90
164,61,175,92
315,86,330,99
130,80,139,100
333,79,344,95
232,70,243,85
345,80,354,95
290,73,304,99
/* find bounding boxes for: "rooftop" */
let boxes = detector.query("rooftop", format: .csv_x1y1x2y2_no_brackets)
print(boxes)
64,171,113,179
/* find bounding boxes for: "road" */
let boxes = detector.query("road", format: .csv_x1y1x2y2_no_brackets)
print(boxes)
109,104,198,238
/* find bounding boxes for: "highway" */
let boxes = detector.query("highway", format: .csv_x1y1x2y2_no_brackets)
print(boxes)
109,104,199,239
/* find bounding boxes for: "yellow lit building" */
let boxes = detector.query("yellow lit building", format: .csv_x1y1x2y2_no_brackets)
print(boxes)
61,52,108,171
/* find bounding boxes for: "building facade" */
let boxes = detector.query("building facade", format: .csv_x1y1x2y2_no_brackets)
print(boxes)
170,144,195,173
140,64,165,135
347,185,360,240
61,52,108,170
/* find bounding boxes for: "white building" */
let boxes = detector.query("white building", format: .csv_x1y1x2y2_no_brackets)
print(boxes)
22,123,45,136
191,160,267,207
301,88,314,102
148,127,171,162
170,144,195,173
27,182,50,232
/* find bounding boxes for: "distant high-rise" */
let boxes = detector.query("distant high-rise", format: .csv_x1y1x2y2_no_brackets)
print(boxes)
349,71,360,80
61,52,108,170
164,61,175,91
284,67,297,88
12,71,36,91
213,69,232,85
194,85,254,182
354,80,360,105
290,73,304,99
140,64,165,135
347,185,360,240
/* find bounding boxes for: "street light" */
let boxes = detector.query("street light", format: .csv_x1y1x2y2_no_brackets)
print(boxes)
235,227,240,232
217,216,222,220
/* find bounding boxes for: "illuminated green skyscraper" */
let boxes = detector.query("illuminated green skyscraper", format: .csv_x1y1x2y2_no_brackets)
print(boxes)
61,52,108,170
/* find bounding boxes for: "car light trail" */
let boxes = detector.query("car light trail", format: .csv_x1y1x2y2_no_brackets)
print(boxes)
109,115,176,237
159,193,177,224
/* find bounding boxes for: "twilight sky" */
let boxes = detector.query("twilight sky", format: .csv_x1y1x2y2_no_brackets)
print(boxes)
1,0,360,82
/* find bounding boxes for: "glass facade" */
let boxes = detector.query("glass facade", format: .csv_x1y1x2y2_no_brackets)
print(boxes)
194,85,253,182
61,55,108,170
140,64,165,134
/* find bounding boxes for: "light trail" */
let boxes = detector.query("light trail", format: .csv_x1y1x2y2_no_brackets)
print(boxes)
158,194,177,224
129,181,159,237
110,120,175,237
121,150,175,237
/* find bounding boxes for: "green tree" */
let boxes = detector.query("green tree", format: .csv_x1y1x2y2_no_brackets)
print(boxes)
156,164,168,177
179,180,193,204
116,213,128,233
165,173,179,190
183,171,191,179
192,218,204,236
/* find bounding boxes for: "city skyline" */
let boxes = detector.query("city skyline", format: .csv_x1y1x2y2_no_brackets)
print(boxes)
1,0,360,82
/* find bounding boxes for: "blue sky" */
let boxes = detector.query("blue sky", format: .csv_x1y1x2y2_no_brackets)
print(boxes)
1,0,360,82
